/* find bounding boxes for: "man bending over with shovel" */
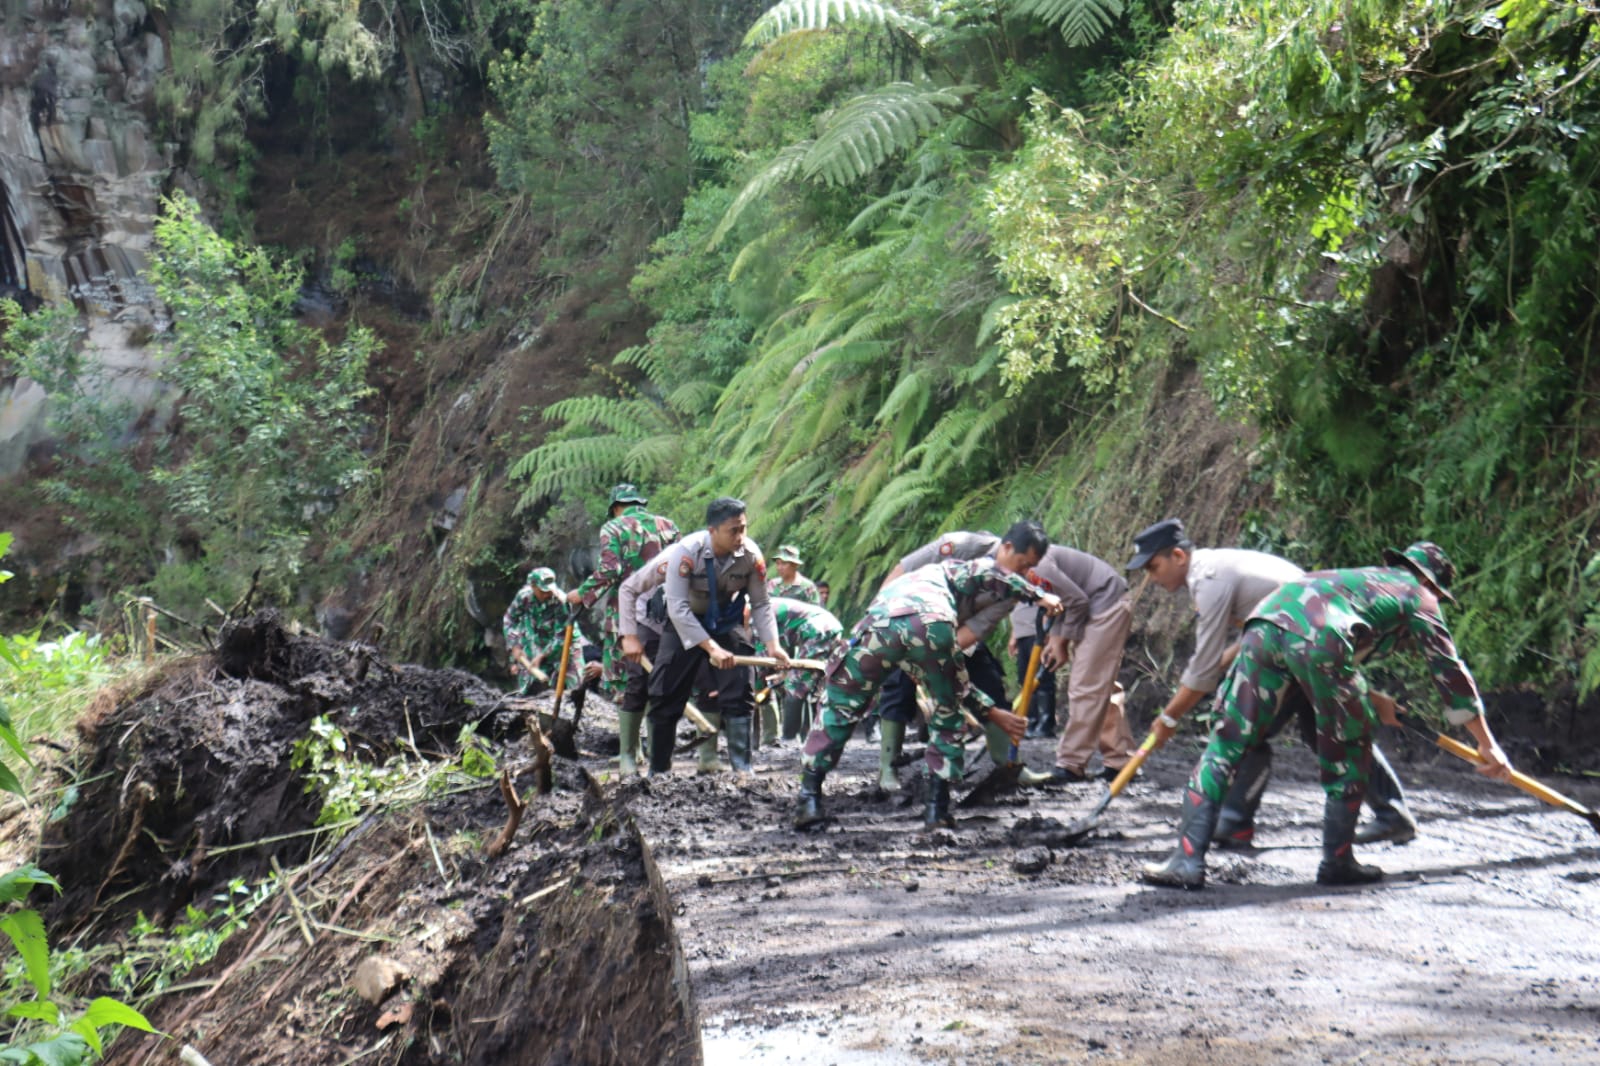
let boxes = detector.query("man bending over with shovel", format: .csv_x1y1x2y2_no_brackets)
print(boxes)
794,558,1064,831
1133,518,1418,847
504,567,602,697
642,497,788,775
1142,541,1513,890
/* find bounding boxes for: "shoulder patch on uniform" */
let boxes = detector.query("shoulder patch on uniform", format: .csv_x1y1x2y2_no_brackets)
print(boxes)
754,556,767,579
656,559,668,575
938,541,955,556
678,558,694,577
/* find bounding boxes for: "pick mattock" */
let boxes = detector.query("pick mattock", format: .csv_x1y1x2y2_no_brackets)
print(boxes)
1435,733,1600,838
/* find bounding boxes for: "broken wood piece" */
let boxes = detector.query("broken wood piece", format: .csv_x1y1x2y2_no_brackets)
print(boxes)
179,1047,217,1066
485,769,527,858
730,654,827,671
517,875,573,907
271,855,317,947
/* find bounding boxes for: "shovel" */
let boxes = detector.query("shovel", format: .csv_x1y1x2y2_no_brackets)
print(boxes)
1057,728,1165,843
538,616,580,758
1435,734,1600,838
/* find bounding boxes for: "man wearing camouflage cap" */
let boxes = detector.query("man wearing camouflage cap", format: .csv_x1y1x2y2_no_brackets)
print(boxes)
795,557,1064,830
767,544,821,605
567,484,680,767
766,596,847,741
503,567,600,696
1142,541,1514,891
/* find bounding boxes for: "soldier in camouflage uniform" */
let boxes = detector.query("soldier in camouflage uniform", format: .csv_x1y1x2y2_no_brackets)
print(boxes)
869,521,1054,792
1142,542,1514,890
794,558,1064,830
502,567,601,696
566,484,680,765
767,544,821,604
766,596,846,741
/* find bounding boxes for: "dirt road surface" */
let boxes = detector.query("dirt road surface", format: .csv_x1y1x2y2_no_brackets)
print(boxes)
627,726,1600,1065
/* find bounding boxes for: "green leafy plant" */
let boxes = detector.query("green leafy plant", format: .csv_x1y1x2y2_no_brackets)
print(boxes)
290,715,411,826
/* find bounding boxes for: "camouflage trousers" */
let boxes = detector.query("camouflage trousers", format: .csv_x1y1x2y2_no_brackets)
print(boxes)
596,604,630,700
1190,621,1375,805
801,615,992,782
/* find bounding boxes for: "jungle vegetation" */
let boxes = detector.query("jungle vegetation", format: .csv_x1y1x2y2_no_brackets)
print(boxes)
4,0,1598,696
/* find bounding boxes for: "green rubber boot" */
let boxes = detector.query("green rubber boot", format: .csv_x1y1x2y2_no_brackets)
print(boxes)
697,711,724,774
760,700,780,747
878,720,906,792
617,711,643,775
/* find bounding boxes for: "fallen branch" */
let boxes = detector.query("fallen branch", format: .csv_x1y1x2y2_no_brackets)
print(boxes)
270,856,317,947
484,769,527,859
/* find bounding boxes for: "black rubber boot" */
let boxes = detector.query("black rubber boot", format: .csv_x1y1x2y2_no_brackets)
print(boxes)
923,775,955,829
793,769,826,829
1212,745,1272,849
1355,746,1418,844
725,714,754,773
647,717,676,776
1141,788,1222,890
1317,793,1385,885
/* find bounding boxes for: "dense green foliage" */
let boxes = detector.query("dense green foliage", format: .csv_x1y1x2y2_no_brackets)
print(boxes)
506,0,1599,692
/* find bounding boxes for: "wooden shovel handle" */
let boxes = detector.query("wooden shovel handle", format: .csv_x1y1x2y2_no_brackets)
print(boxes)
1107,730,1161,798
1435,734,1594,818
1011,640,1046,715
634,654,717,734
549,623,575,717
731,654,827,671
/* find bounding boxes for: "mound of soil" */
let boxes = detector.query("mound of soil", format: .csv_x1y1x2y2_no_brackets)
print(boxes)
45,610,554,928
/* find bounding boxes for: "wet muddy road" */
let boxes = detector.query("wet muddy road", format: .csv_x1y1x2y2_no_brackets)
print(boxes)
625,726,1600,1065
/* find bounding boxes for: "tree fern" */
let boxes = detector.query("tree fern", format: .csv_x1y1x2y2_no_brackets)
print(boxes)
709,143,811,249
1006,0,1123,46
804,83,969,186
743,0,931,48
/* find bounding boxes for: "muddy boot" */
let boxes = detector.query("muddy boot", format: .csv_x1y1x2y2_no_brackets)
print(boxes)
725,714,754,773
794,768,826,829
1141,788,1222,890
780,695,805,740
878,720,905,792
1212,745,1272,849
647,718,675,776
923,775,955,829
1316,794,1385,885
1355,746,1417,844
760,700,780,747
617,711,643,775
696,712,724,774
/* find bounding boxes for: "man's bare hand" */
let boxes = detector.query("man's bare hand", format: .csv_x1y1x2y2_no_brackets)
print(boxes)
621,634,644,663
1037,592,1064,617
1371,691,1403,728
1475,740,1514,781
769,647,791,670
703,640,735,670
583,661,603,683
564,589,583,606
988,707,1027,745
1040,634,1072,672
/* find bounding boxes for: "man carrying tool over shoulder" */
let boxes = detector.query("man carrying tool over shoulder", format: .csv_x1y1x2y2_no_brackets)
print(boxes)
872,522,1053,792
1133,518,1418,848
1142,540,1513,890
640,497,787,775
795,557,1064,830
1024,543,1136,785
566,483,680,769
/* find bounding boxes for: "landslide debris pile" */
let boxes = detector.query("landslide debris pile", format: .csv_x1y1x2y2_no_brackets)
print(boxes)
42,611,699,1066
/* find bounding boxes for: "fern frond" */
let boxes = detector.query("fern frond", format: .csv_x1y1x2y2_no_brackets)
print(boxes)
1006,0,1123,46
512,435,636,510
856,470,936,547
623,434,683,478
744,0,931,48
709,143,812,249
666,378,722,416
803,83,968,186
543,395,669,437
612,345,663,383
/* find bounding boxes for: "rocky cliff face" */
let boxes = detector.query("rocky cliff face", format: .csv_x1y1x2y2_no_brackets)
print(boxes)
0,0,171,476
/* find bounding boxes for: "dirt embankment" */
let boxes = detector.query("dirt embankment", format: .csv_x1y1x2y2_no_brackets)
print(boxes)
41,613,698,1066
